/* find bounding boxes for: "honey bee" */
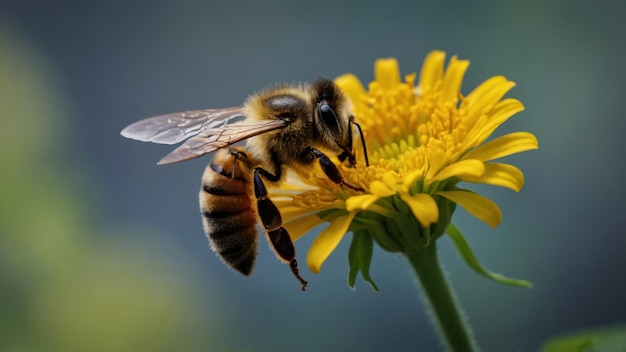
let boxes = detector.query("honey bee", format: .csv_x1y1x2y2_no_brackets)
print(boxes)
121,78,368,291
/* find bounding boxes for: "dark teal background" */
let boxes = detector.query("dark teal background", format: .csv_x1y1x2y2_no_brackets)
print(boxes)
1,0,624,350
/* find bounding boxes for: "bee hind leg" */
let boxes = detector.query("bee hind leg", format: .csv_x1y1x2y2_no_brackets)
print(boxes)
254,168,308,291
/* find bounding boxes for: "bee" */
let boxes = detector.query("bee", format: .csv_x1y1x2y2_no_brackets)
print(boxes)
121,78,368,291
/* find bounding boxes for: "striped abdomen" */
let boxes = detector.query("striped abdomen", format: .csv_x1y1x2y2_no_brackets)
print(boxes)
199,149,258,275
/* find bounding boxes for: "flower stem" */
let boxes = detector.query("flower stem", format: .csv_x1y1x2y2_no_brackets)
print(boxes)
406,243,478,351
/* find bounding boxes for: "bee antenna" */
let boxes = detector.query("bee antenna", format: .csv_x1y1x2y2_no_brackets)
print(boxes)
352,121,369,167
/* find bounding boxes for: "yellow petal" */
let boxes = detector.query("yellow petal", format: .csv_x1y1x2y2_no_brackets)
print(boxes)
460,163,525,192
464,76,514,118
370,180,395,197
283,213,324,241
436,191,502,228
477,79,516,108
402,169,423,190
380,172,400,192
483,98,525,132
307,212,357,273
441,56,470,102
418,50,445,91
470,99,525,148
277,205,319,221
461,79,517,137
335,73,366,110
346,194,381,211
399,193,439,227
425,148,446,180
463,132,538,162
431,159,485,183
375,58,401,90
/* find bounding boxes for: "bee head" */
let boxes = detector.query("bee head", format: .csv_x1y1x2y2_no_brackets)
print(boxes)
310,78,355,159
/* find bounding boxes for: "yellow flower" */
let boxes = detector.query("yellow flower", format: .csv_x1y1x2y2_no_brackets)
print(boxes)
272,51,538,278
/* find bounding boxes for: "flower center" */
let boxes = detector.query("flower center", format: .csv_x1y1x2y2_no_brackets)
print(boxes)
350,77,469,186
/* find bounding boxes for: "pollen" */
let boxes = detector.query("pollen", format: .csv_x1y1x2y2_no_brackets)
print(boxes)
292,187,344,209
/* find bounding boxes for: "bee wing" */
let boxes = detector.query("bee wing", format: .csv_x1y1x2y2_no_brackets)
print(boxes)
120,106,247,145
156,119,288,165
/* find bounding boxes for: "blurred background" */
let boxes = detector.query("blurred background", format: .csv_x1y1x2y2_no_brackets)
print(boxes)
1,0,625,350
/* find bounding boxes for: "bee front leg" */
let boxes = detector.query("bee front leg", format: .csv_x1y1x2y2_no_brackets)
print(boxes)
336,118,369,168
337,149,356,167
254,168,308,291
305,147,365,192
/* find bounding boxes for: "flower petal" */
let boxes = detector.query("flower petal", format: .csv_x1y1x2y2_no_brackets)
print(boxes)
370,179,395,197
460,163,525,192
276,205,320,220
463,98,525,149
471,98,525,147
431,159,485,183
402,169,423,190
283,213,324,241
425,148,447,180
375,58,401,90
418,50,445,91
335,73,367,111
464,76,515,118
307,212,357,273
399,193,439,227
441,56,469,102
436,190,502,227
463,132,538,162
346,194,381,211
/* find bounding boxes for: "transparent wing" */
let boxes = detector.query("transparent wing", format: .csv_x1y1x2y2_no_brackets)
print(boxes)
120,106,247,145
121,106,288,165
156,119,287,165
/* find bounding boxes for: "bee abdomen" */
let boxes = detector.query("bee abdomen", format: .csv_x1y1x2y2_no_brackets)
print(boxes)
207,220,257,276
200,150,258,276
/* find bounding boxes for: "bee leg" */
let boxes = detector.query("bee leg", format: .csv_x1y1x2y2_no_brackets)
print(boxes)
336,117,369,167
254,168,308,291
337,150,356,167
305,147,365,192
268,227,307,291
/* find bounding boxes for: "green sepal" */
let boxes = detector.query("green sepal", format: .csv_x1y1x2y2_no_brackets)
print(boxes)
347,230,379,292
446,223,533,288
353,215,404,253
430,194,457,241
541,325,626,352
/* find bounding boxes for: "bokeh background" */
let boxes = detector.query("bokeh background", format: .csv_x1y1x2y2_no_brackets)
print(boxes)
1,0,625,350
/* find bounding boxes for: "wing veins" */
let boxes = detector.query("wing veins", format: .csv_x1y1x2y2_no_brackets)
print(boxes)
156,119,288,165
120,106,246,145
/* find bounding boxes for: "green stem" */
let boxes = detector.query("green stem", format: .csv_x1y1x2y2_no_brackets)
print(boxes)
406,243,478,351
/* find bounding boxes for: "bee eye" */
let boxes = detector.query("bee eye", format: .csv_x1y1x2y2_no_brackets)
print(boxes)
319,103,340,138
